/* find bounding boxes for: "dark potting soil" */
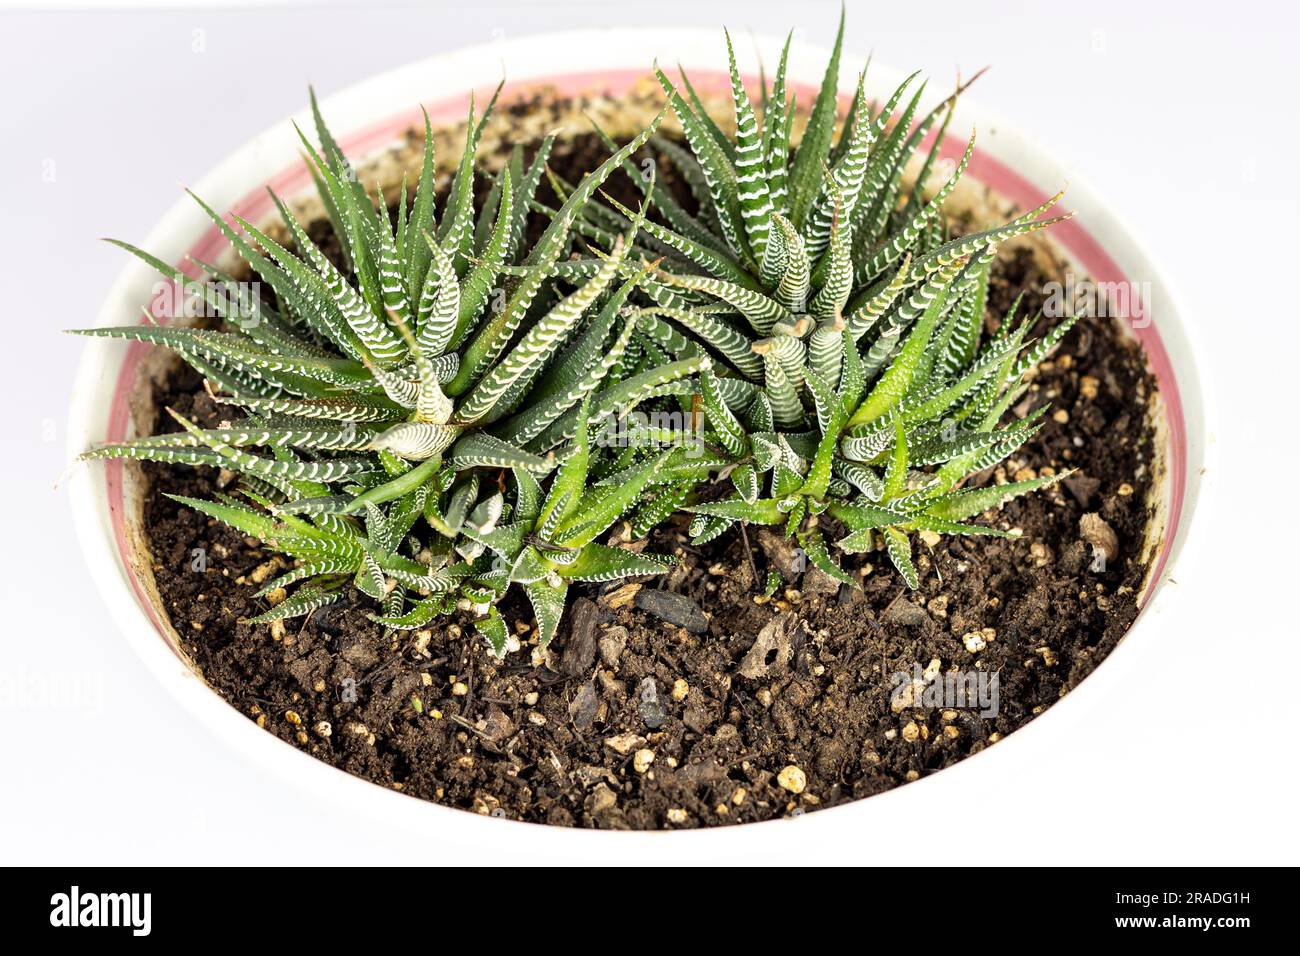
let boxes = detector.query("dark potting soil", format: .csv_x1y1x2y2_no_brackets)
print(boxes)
136,128,1159,829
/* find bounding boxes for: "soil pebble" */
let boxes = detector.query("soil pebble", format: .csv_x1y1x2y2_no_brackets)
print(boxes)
633,589,708,633
637,677,668,729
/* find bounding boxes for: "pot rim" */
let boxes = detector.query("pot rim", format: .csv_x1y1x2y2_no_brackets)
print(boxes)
67,27,1214,856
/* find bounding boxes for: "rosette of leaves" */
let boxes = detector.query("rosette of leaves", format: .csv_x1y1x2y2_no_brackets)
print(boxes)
74,93,704,652
458,395,722,650
536,18,1079,586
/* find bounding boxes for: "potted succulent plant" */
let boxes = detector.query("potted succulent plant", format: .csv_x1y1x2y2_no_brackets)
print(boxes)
68,14,1206,835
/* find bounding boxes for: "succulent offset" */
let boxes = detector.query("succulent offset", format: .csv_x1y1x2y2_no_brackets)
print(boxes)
76,91,709,653
78,15,1081,651
555,17,1079,584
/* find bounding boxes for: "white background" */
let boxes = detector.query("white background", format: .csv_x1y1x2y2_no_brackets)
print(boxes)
1,0,1295,865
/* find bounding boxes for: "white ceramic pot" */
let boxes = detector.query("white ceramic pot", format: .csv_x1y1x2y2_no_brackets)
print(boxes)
67,28,1211,861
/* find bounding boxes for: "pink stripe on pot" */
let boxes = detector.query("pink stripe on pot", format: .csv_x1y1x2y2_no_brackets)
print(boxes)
101,68,1187,663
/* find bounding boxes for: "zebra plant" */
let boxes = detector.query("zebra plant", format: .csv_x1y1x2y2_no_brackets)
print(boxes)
544,16,1078,587
74,91,701,653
